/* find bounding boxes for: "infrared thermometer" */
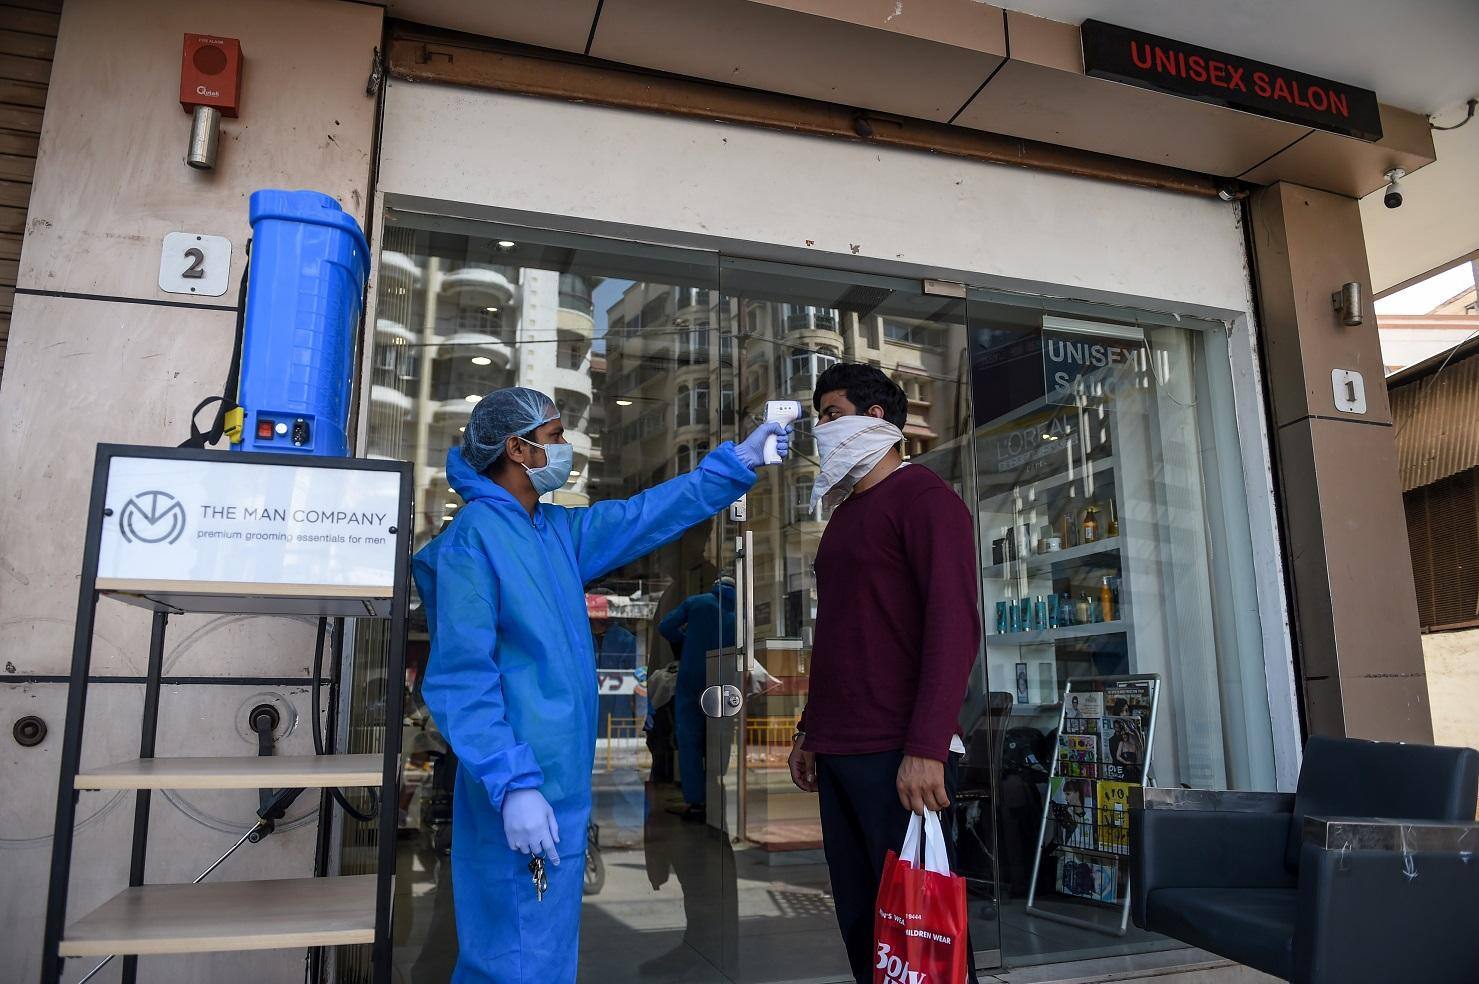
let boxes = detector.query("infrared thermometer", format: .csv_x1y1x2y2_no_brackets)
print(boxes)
763,400,804,465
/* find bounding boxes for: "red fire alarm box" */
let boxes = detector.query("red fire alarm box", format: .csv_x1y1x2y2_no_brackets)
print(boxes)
180,34,242,117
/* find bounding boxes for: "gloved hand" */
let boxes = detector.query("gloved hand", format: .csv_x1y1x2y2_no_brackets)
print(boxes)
503,788,561,864
735,421,793,470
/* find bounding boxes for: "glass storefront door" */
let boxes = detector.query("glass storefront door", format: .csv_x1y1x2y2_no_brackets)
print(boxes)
356,208,1284,984
956,288,1279,966
708,259,994,981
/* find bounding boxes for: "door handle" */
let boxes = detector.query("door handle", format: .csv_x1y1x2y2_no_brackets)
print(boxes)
700,684,743,718
734,534,746,653
740,529,754,657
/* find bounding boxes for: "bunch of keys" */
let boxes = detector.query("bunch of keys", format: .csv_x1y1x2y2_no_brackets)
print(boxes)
527,855,548,902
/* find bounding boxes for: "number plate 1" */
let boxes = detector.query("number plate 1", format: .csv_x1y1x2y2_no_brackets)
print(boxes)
159,232,232,297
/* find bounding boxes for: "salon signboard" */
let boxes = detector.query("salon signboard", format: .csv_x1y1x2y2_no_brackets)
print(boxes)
1081,20,1383,141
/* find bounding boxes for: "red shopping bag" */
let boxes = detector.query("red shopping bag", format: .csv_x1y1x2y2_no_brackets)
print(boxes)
873,810,968,984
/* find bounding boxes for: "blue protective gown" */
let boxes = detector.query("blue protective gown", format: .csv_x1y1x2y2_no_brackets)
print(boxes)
413,444,756,984
658,585,736,806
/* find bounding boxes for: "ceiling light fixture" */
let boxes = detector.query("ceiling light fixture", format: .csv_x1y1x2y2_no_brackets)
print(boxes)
464,394,480,403
615,399,634,407
471,356,492,366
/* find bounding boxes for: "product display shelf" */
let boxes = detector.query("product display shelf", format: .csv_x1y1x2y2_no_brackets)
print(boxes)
987,620,1127,647
982,536,1121,579
74,754,384,790
42,446,414,984
975,453,1117,510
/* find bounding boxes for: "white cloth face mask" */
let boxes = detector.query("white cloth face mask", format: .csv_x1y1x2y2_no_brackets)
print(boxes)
810,415,905,511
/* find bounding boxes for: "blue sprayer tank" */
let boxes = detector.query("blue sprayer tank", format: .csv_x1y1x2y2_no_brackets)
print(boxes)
234,189,370,456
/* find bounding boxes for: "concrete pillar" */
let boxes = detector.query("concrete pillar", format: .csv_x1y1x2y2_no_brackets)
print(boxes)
1248,182,1434,743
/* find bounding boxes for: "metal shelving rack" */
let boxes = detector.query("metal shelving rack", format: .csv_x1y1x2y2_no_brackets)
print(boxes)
40,444,413,984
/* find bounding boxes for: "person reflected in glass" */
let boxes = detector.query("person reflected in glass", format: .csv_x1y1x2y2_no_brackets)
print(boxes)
589,589,640,746
784,365,981,984
657,577,737,822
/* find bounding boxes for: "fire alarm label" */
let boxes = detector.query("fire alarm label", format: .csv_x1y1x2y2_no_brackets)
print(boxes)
180,34,243,117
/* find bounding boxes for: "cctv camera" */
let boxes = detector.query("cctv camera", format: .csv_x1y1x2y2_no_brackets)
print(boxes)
1383,168,1406,210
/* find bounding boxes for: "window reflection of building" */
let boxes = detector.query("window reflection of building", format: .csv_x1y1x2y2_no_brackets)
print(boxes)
367,235,598,553
738,294,965,649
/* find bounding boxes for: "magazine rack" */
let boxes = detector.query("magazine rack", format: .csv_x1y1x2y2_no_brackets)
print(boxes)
1025,673,1160,936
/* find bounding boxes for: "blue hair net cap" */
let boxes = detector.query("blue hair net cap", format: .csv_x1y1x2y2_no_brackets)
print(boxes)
462,386,559,473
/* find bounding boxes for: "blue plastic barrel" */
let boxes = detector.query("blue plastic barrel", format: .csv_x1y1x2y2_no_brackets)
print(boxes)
235,189,370,456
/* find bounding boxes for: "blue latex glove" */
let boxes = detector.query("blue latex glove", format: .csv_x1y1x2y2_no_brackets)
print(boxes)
503,788,561,863
735,421,793,470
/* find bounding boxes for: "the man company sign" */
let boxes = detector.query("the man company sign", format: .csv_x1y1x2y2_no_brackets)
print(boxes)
98,456,400,589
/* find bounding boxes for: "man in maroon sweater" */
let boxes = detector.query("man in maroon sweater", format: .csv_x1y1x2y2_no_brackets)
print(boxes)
787,363,981,983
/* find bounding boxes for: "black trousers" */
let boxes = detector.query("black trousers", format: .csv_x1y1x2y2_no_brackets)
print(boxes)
816,749,977,984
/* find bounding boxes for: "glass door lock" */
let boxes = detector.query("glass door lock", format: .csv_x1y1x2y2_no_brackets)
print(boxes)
700,684,743,718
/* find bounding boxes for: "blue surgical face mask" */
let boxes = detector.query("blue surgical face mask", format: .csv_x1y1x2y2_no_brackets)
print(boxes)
518,437,574,495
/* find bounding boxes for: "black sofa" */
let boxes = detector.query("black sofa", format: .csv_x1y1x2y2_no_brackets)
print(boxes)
1130,735,1479,983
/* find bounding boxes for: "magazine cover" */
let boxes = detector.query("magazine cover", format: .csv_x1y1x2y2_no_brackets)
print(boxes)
1058,734,1100,778
1063,691,1104,733
1100,681,1153,782
1048,777,1096,850
1096,781,1135,853
1055,850,1119,903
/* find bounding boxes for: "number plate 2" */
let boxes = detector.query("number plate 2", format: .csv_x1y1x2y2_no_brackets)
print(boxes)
159,232,232,296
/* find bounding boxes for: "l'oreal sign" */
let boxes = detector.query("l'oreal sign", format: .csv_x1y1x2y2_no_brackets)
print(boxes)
1081,20,1383,142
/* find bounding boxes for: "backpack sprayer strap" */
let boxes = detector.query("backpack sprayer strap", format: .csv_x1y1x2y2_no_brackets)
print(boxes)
180,246,249,450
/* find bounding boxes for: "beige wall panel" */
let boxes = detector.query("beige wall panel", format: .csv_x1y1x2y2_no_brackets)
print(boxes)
955,12,1308,177
18,0,381,305
1423,629,1479,755
1240,104,1436,198
1360,116,1479,294
1264,380,1430,742
1,683,319,983
0,295,319,678
590,0,1005,124
380,85,1256,313
1302,416,1426,681
388,0,598,53
1249,183,1391,429
1266,418,1337,680
1324,672,1434,746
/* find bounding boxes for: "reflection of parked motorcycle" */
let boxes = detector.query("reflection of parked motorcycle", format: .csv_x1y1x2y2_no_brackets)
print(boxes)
584,822,606,896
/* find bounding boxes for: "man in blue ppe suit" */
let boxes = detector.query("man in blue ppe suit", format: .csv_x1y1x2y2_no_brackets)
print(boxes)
413,386,790,983
658,578,737,822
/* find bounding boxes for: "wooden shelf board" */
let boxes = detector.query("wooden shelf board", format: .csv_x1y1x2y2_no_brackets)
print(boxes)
75,754,384,791
59,875,378,957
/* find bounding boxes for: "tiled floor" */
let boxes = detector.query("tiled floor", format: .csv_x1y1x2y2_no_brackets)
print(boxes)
391,775,1269,984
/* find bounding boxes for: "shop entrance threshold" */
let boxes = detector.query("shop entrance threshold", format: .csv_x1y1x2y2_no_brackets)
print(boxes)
983,947,1278,983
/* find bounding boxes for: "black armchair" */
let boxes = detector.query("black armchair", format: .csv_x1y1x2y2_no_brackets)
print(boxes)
1131,735,1479,984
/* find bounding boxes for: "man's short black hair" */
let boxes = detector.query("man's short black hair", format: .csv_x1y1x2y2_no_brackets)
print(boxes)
813,362,907,429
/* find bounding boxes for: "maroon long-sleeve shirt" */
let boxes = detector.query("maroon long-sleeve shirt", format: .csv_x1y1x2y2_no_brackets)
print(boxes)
799,463,981,761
